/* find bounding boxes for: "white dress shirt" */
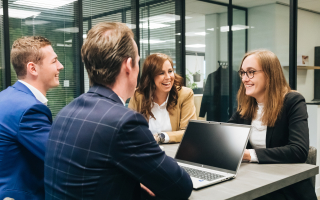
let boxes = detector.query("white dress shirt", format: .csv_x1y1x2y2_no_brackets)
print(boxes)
148,95,172,143
248,103,267,163
18,80,48,105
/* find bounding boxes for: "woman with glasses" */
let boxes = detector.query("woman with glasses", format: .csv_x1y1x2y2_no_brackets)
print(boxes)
229,50,316,200
129,53,197,143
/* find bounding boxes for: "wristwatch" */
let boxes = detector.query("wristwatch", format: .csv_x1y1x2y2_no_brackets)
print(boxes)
158,132,166,143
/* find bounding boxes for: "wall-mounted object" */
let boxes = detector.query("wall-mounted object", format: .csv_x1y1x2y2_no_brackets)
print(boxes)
314,46,320,101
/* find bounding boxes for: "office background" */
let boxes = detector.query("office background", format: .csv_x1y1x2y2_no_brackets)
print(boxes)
0,0,320,192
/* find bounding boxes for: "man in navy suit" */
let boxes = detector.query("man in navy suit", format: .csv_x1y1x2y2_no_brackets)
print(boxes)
44,22,193,199
0,36,64,199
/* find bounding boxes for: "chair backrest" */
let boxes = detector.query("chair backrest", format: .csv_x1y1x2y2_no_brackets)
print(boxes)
306,146,317,165
306,146,317,189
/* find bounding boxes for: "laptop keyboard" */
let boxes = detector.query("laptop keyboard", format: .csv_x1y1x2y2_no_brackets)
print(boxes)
181,166,225,181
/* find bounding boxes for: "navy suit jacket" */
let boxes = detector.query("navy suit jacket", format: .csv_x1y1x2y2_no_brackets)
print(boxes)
0,81,52,200
44,85,192,200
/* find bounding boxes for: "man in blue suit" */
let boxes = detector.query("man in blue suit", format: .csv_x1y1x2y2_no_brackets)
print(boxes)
45,22,193,200
0,36,64,199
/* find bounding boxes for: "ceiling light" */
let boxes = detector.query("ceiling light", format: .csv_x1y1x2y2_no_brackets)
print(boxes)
207,28,214,31
54,27,79,33
0,9,40,19
25,20,50,25
13,0,77,9
65,39,72,43
140,39,166,44
140,23,170,29
220,25,249,32
194,32,208,36
186,44,205,48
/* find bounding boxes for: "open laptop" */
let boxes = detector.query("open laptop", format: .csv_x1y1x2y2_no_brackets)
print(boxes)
174,120,252,189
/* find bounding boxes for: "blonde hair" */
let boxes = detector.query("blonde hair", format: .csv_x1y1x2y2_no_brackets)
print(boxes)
11,36,51,78
237,50,291,127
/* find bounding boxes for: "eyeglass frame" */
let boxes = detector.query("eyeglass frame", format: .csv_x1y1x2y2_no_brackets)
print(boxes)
238,69,263,79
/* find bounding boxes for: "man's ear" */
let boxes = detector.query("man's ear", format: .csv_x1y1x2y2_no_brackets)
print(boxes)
125,57,133,74
26,62,38,76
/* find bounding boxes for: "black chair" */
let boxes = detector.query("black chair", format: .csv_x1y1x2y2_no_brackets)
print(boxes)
306,146,317,188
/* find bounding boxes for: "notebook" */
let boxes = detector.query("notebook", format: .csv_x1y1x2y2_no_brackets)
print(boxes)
175,120,252,189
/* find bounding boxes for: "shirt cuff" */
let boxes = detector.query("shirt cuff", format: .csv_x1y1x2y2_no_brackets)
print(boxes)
162,132,170,143
248,149,259,163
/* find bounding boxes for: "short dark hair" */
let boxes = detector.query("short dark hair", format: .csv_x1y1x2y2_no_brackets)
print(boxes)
81,22,137,86
11,36,51,78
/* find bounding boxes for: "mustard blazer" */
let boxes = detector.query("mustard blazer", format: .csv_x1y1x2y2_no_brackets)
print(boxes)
128,87,197,143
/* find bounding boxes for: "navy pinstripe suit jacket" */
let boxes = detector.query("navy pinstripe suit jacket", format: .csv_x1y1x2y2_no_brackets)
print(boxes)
44,85,192,200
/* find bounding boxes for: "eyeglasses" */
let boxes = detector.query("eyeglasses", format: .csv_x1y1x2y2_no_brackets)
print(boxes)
238,70,263,79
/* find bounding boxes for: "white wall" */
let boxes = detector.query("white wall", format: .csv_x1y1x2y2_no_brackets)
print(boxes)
186,55,205,88
248,3,320,102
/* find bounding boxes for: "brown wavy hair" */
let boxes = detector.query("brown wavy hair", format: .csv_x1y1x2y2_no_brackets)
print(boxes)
237,50,291,127
135,53,183,120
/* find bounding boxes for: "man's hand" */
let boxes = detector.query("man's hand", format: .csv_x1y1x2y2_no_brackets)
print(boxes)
141,183,155,197
242,149,251,161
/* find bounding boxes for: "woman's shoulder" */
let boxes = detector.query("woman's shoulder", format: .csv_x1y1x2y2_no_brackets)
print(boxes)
178,86,194,96
284,91,306,104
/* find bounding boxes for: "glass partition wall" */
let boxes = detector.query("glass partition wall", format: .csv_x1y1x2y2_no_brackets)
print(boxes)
0,0,304,120
186,0,246,122
7,0,82,117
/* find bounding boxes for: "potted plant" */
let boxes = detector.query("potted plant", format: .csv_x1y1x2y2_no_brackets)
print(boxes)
193,70,201,82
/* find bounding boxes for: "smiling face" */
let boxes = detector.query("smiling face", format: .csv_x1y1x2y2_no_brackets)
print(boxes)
37,45,64,91
154,60,175,96
241,54,266,103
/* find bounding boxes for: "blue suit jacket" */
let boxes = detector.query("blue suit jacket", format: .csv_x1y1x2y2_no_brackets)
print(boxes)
0,81,52,200
45,85,192,200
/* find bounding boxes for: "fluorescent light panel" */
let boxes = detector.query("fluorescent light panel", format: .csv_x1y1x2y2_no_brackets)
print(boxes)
54,27,79,33
0,9,40,19
220,25,249,32
25,20,50,25
13,0,77,9
186,44,205,48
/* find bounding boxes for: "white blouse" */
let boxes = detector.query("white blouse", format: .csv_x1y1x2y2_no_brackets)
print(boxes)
148,96,172,143
248,103,267,162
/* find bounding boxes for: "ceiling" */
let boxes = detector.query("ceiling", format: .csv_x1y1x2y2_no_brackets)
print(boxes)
185,0,320,53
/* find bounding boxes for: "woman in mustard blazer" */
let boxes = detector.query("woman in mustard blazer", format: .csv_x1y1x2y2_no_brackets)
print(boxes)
129,53,197,143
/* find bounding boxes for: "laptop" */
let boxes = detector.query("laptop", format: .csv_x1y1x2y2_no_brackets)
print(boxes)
174,120,252,189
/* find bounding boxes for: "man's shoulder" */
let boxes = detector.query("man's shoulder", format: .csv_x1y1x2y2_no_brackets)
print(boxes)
0,86,46,113
56,92,145,127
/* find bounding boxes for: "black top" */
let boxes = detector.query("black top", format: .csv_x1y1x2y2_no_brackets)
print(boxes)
228,92,316,200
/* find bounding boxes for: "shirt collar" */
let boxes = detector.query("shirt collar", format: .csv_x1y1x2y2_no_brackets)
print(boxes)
118,95,126,106
18,80,48,105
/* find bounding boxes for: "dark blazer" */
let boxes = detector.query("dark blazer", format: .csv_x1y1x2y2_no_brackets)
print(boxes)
200,67,239,122
228,92,317,200
0,81,52,200
44,85,193,200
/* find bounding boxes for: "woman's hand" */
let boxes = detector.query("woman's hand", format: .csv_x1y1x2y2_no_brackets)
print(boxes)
242,149,251,161
153,134,160,144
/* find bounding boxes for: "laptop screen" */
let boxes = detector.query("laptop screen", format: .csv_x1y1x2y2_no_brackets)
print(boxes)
175,121,251,172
